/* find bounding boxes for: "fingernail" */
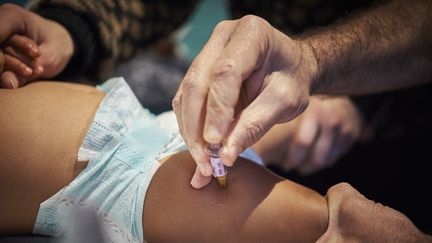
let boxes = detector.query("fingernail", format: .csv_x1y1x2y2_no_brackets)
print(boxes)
36,65,43,74
200,163,213,177
190,168,211,189
204,126,221,144
28,44,38,54
9,78,17,89
24,67,32,75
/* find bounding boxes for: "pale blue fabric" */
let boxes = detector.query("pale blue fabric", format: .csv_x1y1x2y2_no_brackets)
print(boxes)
33,77,263,242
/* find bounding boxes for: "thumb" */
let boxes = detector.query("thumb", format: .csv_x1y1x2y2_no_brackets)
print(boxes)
316,182,365,243
220,86,298,166
0,71,26,88
221,80,308,166
190,166,212,189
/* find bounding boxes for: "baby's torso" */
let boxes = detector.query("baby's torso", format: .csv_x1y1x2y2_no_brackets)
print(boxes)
0,81,104,234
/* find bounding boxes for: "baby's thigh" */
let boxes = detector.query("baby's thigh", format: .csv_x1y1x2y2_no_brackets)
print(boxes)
0,82,104,235
144,151,328,242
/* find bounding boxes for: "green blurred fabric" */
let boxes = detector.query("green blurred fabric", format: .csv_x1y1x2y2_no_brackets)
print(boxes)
0,0,227,62
173,0,230,62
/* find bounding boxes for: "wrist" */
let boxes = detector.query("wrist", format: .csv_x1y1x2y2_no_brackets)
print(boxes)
271,30,319,98
297,39,320,95
50,19,75,63
36,6,96,79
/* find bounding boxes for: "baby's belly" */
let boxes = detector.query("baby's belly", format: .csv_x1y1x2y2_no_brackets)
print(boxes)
0,81,104,233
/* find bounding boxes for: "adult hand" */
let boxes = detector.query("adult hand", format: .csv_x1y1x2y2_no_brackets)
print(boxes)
254,96,362,175
172,15,318,188
0,4,74,88
317,183,432,243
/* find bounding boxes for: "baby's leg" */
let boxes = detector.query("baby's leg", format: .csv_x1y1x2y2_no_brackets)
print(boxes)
0,81,328,242
145,151,328,243
0,82,104,235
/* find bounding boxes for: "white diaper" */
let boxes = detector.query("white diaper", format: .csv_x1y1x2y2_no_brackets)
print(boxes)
32,77,263,242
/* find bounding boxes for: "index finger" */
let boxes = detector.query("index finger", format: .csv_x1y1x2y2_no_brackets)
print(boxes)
204,16,273,144
177,20,237,174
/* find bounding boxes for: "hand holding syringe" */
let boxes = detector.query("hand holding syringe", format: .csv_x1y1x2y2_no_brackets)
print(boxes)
173,16,314,190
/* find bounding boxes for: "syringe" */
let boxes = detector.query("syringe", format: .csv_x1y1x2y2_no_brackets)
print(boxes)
207,143,227,187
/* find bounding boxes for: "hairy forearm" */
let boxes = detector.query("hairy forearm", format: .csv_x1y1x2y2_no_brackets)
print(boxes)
301,0,432,95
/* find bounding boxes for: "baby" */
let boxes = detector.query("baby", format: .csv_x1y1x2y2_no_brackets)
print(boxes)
0,36,329,241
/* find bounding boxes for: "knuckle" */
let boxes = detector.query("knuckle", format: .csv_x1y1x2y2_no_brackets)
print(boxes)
239,15,271,44
243,121,265,145
338,195,365,221
171,95,181,111
207,98,234,116
1,3,20,12
214,20,232,33
181,74,200,94
280,96,309,121
206,98,235,125
240,15,269,30
212,58,238,81
328,182,353,195
274,85,292,107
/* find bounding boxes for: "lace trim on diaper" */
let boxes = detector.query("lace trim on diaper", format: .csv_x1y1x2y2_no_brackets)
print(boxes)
77,77,151,162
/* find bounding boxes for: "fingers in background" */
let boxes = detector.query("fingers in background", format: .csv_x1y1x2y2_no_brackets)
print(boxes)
310,127,336,166
297,127,335,175
174,20,237,180
284,114,319,171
